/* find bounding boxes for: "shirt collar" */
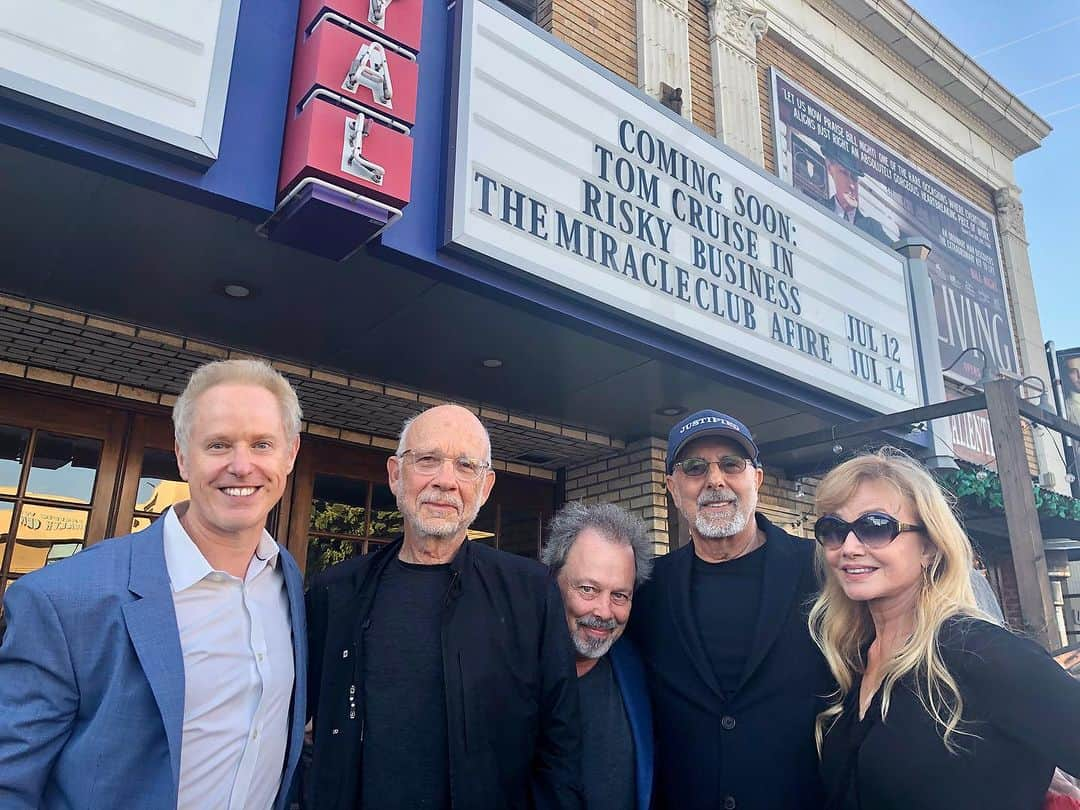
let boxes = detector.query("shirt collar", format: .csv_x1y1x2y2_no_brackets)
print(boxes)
162,504,280,593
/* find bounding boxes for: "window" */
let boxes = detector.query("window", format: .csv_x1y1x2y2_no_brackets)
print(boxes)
131,447,189,533
0,426,103,598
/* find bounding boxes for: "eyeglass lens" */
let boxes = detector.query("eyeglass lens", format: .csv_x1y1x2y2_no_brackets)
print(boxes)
679,456,748,476
403,451,485,481
814,513,900,548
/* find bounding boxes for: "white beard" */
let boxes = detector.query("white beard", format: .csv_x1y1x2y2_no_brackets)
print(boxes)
694,496,750,539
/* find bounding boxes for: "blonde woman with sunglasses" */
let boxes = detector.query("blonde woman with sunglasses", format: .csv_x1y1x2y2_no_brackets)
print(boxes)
809,449,1080,810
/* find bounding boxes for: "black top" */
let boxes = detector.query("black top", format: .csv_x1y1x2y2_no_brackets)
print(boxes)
691,546,765,696
306,537,584,810
359,559,452,810
629,514,833,810
820,617,1080,810
578,656,635,810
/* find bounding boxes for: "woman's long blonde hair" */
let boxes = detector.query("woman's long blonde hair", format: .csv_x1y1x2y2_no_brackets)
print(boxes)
808,448,993,754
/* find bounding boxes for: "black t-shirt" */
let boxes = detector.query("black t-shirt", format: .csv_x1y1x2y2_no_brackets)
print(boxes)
820,617,1080,810
359,558,452,810
578,655,636,810
691,545,765,696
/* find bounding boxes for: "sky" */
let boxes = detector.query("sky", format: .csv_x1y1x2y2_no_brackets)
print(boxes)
910,1,1079,354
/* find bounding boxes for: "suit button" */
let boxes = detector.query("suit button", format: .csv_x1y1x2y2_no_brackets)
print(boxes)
721,715,736,730
723,797,736,810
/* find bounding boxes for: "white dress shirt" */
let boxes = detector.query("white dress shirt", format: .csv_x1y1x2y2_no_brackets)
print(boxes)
163,506,295,810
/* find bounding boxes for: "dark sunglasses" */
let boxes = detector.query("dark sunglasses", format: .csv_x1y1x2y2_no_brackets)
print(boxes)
813,512,925,549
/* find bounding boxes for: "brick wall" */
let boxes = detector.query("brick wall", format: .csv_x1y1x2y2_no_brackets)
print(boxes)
565,438,671,554
545,0,715,136
548,0,637,86
687,0,714,135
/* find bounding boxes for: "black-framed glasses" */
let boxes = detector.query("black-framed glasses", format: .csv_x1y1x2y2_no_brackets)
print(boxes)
672,456,752,477
813,512,925,550
397,449,491,482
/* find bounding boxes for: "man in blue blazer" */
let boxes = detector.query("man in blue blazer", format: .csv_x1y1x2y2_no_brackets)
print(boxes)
542,501,655,810
0,359,307,810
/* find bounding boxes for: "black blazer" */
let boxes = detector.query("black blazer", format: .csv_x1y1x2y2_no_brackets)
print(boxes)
630,514,833,810
305,538,584,810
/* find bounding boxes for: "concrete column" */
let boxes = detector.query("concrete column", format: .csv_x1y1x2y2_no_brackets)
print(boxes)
705,0,767,165
637,0,692,120
994,184,1068,492
896,237,957,469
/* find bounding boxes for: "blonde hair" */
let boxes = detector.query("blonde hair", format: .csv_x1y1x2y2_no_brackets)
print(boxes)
808,448,992,754
173,359,302,452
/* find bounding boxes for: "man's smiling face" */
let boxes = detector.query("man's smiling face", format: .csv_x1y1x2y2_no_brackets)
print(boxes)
175,383,298,541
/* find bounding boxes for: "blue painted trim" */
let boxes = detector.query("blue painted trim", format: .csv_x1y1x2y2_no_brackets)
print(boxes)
0,0,300,220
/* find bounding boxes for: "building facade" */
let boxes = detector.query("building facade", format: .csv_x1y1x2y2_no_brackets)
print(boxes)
0,0,1072,643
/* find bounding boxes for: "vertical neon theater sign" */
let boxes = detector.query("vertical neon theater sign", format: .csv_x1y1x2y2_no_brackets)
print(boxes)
266,0,421,259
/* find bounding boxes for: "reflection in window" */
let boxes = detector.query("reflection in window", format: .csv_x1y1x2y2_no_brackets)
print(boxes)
369,484,403,540
0,501,13,563
306,536,364,578
0,426,29,494
12,505,87,575
26,433,102,504
136,448,189,515
310,474,368,536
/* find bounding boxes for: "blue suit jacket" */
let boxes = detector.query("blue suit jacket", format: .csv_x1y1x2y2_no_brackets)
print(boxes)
0,519,307,810
609,638,654,810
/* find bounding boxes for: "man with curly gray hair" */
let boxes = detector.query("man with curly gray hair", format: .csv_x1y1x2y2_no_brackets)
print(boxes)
542,501,655,810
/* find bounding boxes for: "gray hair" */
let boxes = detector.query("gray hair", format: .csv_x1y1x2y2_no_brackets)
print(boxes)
173,359,302,452
396,405,493,465
542,501,654,587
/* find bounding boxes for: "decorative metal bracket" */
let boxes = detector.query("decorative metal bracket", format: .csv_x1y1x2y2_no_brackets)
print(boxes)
369,0,392,28
342,42,393,108
341,114,385,185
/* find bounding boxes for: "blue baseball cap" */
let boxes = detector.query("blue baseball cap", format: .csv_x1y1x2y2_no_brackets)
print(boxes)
666,410,760,473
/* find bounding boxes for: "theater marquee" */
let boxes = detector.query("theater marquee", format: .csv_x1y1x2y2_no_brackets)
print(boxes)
444,0,922,413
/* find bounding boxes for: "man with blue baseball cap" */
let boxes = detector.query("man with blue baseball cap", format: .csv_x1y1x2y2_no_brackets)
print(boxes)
629,409,832,810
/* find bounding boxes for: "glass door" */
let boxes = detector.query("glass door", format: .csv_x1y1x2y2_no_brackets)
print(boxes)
0,389,125,607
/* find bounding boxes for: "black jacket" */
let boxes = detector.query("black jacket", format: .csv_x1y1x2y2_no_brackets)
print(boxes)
821,617,1080,810
305,537,584,810
629,514,833,810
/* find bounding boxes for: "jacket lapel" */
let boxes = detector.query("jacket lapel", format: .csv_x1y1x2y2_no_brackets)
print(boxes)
122,521,185,792
663,544,726,704
737,516,804,692
277,547,307,810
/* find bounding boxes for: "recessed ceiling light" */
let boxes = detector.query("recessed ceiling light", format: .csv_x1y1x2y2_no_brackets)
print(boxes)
481,358,503,368
657,406,686,416
222,283,252,299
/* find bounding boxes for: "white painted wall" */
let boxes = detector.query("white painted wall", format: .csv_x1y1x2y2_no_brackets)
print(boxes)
0,0,242,161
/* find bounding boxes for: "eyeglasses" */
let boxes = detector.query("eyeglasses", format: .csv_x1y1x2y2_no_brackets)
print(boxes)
672,456,753,477
813,512,925,550
569,582,632,607
398,450,491,482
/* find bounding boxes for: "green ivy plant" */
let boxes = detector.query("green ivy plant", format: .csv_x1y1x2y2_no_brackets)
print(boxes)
939,469,1080,521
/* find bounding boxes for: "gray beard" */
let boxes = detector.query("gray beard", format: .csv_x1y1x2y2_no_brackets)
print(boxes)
571,628,619,659
694,500,750,539
399,497,481,541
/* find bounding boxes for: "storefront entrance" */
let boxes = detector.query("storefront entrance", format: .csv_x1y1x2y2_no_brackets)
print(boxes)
0,383,559,613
